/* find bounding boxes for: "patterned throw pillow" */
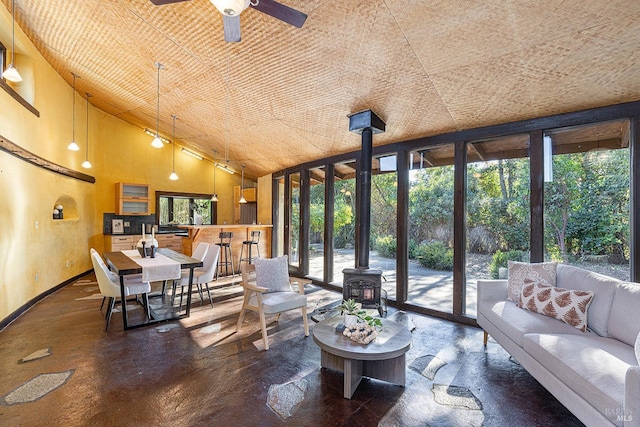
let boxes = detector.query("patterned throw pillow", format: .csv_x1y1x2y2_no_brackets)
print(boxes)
254,255,291,293
507,261,557,303
519,282,594,332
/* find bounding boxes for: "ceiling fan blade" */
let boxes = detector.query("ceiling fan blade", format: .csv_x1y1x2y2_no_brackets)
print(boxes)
251,0,307,28
223,15,242,43
149,0,190,5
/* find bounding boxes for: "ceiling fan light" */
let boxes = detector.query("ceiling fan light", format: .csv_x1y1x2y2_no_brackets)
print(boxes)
3,64,22,82
211,0,250,16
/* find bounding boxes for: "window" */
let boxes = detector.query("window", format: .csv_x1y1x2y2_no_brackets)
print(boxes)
543,120,630,280
308,166,326,281
465,134,531,316
407,145,455,312
155,191,215,227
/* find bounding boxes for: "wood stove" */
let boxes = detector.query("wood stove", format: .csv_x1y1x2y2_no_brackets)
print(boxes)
343,268,385,316
343,110,387,317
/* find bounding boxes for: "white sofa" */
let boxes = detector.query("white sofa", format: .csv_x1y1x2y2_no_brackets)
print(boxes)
477,263,640,427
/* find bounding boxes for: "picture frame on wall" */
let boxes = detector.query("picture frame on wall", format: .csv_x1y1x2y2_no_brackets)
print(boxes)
112,219,124,234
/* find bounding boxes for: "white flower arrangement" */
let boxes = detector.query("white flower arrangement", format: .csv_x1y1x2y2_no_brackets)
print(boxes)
343,322,379,344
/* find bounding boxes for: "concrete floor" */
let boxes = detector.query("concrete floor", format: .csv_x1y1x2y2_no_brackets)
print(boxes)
0,273,583,426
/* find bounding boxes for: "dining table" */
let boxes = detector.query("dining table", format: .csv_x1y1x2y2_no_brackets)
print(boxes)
103,248,203,330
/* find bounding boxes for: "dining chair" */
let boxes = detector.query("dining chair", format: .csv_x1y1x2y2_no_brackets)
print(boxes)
90,248,152,331
236,256,311,350
172,244,220,310
169,242,209,302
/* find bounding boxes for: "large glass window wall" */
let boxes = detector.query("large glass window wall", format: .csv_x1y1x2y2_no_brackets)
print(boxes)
273,107,637,324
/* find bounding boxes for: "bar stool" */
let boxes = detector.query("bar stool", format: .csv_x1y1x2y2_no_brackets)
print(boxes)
218,232,235,277
239,230,261,268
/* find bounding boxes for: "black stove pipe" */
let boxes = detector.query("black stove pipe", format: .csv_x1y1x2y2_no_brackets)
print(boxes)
348,110,385,270
357,128,373,269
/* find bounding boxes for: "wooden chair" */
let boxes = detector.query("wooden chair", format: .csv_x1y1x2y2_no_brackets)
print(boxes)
236,260,311,350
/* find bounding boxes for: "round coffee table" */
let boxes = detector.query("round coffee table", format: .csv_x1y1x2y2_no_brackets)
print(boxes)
313,315,412,399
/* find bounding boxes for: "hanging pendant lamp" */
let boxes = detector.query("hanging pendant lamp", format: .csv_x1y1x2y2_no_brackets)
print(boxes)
211,149,219,202
169,115,179,180
151,62,165,148
67,73,80,151
3,0,22,83
81,93,92,169
239,164,247,204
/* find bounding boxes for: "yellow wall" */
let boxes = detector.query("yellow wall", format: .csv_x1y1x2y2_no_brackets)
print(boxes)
0,5,251,322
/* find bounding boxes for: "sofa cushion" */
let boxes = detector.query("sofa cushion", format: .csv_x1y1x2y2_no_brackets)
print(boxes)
254,256,291,293
608,282,640,346
479,299,585,348
556,263,618,337
507,261,557,303
635,332,640,365
524,333,635,425
519,282,594,332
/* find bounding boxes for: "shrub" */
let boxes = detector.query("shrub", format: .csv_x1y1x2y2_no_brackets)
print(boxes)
374,235,396,258
408,239,419,259
414,241,454,271
489,250,526,279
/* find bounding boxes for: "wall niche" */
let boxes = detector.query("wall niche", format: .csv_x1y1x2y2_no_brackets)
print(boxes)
53,195,78,220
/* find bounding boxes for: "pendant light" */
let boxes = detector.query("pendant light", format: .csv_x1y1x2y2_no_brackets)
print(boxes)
81,93,92,169
211,149,218,202
239,164,247,204
3,0,22,83
169,115,178,180
151,62,165,148
67,73,80,151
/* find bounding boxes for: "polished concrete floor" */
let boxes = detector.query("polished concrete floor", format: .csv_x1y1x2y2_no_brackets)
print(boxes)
0,273,584,426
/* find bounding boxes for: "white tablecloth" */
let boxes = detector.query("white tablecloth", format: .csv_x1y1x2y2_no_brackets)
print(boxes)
122,250,181,283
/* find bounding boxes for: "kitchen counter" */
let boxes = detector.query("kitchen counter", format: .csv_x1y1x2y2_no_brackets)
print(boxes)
178,224,272,262
103,231,188,236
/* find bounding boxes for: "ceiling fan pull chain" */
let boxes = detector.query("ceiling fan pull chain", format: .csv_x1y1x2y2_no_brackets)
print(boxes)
250,0,259,7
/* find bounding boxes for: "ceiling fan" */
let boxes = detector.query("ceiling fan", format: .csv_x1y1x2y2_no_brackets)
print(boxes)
149,0,307,42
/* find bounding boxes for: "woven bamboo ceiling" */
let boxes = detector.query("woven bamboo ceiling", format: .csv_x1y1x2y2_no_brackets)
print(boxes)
5,0,640,178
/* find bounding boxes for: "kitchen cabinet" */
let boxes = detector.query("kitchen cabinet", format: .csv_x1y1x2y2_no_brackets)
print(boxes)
105,233,182,253
155,233,183,252
116,183,150,215
104,235,140,251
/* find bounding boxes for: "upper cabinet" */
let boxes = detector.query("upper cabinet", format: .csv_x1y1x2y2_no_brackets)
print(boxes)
243,188,257,203
116,183,150,215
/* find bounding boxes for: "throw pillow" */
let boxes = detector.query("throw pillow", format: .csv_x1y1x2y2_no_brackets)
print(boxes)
635,332,640,366
507,261,557,303
519,282,594,332
254,255,291,293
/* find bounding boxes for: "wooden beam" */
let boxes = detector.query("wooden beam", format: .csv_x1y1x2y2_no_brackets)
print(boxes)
0,134,95,183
